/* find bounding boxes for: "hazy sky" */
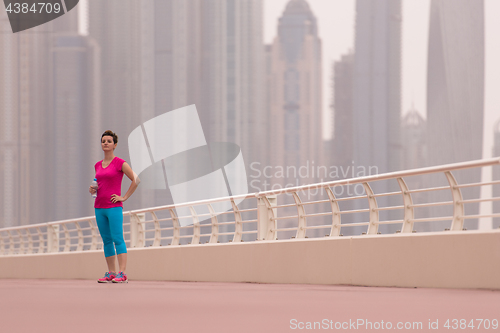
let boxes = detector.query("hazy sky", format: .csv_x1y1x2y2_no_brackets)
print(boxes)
264,0,500,161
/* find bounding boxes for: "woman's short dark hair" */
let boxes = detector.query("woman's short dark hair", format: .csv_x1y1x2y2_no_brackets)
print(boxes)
101,130,118,144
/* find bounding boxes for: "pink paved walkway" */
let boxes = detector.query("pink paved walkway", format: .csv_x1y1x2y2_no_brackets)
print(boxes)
0,280,498,332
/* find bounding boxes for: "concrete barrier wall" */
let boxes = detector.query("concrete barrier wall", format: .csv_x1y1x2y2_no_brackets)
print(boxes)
1,230,499,289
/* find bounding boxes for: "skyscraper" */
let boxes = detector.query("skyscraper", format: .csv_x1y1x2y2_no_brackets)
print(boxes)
0,4,101,226
89,0,150,131
0,10,54,227
401,108,426,171
154,0,202,116
50,34,101,221
268,0,323,189
88,0,154,149
352,0,402,175
265,0,323,238
152,0,266,162
145,0,204,207
88,0,156,210
326,51,355,225
351,0,402,233
148,0,265,240
426,0,484,230
332,51,354,174
199,0,265,191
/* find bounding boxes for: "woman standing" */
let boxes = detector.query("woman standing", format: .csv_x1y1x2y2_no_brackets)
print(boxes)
89,130,139,283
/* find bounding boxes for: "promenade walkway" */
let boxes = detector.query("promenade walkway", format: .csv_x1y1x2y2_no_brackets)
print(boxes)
0,279,498,332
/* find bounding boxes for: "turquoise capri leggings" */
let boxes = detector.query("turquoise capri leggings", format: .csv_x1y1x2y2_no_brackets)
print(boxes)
95,207,127,258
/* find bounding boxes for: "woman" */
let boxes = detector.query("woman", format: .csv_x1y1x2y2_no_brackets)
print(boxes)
89,130,139,283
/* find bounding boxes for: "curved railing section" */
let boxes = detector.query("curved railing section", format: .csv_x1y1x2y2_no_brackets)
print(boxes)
1,157,500,255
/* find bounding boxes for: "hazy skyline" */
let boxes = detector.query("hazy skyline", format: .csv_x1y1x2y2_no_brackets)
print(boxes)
79,0,500,160
264,0,500,164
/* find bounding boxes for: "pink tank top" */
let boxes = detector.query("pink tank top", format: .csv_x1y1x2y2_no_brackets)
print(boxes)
94,157,126,209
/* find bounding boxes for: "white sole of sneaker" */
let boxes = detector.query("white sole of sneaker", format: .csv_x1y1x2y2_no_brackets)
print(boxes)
112,280,128,283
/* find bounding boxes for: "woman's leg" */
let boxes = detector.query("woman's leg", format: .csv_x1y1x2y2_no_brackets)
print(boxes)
105,255,117,273
95,208,117,272
108,207,127,273
117,253,127,273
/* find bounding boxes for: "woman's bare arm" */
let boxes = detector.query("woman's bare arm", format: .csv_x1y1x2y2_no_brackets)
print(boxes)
110,162,140,203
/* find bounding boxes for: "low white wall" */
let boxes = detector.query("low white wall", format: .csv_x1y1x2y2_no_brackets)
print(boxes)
1,230,499,289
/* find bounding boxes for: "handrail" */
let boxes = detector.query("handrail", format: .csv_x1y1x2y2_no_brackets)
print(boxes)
1,157,499,255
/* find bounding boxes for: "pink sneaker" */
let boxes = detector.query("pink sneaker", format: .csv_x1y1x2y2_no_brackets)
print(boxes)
112,271,128,283
97,272,116,283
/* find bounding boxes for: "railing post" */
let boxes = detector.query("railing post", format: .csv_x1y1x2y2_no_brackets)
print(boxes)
293,193,307,239
445,171,465,231
130,213,145,248
231,199,243,242
36,227,45,253
207,204,219,244
7,230,14,255
397,177,415,233
151,212,161,247
326,187,341,236
258,195,277,240
61,224,71,252
16,230,25,254
363,182,379,234
25,229,34,254
75,222,84,252
47,225,60,253
168,208,180,245
189,206,200,245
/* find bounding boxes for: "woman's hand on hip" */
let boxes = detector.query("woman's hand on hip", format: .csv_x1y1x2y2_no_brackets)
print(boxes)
110,194,125,203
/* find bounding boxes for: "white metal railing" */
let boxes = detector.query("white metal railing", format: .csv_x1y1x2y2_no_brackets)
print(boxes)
1,157,499,255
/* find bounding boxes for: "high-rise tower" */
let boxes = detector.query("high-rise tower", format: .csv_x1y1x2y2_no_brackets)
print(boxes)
268,0,323,188
351,0,402,233
352,0,402,175
332,51,354,174
88,0,156,210
50,34,101,221
426,0,484,230
199,0,265,188
401,108,426,171
0,10,55,227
